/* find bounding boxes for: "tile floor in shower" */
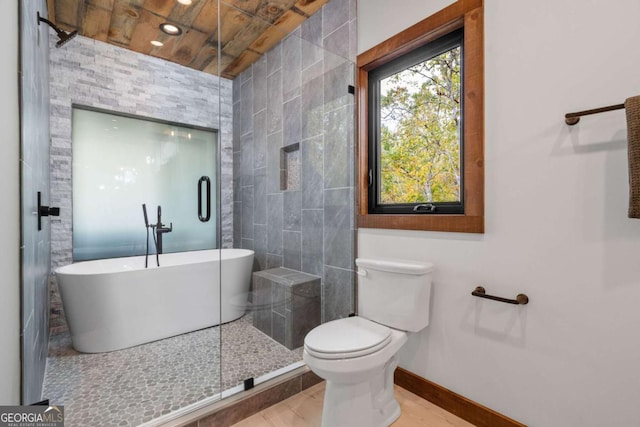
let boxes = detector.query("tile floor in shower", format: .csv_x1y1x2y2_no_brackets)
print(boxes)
43,314,304,427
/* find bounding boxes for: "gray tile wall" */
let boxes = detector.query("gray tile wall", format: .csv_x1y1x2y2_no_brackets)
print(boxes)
20,0,51,404
233,0,357,322
49,34,234,274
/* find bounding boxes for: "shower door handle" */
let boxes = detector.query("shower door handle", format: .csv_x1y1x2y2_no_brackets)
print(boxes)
37,191,60,231
198,176,211,222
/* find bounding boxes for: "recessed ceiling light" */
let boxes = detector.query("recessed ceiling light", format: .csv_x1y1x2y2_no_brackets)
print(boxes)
150,40,164,47
177,0,193,5
159,23,182,36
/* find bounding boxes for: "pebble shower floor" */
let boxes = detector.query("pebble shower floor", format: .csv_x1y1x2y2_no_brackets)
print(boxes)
42,314,303,427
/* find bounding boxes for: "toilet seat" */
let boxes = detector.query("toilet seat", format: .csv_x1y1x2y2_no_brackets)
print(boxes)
304,316,392,360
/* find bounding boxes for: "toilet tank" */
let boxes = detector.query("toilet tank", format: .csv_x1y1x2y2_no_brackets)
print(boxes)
356,258,434,332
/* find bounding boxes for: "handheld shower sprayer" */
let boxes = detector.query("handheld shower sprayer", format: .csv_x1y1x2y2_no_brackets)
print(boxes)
142,204,150,268
142,204,149,228
37,12,78,48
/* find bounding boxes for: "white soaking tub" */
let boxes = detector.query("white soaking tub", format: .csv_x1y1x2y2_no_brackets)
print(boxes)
55,249,254,353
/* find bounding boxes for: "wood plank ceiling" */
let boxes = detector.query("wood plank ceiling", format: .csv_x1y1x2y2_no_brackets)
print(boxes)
48,0,329,79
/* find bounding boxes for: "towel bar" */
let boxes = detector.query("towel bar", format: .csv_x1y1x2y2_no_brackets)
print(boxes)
471,286,529,305
565,103,625,125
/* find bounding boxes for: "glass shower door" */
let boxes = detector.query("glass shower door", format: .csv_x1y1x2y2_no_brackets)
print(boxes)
219,0,357,397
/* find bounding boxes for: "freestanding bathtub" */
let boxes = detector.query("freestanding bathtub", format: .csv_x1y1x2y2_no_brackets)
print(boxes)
55,249,254,353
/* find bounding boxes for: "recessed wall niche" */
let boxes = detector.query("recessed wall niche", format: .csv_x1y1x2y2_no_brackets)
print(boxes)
280,143,301,191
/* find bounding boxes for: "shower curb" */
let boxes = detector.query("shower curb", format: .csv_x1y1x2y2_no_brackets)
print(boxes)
141,365,321,427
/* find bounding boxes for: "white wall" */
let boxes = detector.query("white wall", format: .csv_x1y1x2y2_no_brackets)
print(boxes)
0,0,22,405
357,1,640,426
357,0,454,53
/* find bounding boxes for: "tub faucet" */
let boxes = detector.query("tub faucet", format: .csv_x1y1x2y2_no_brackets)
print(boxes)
154,205,173,254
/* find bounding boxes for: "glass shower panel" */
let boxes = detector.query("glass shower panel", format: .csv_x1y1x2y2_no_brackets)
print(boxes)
38,1,226,425
222,0,356,396
72,107,218,261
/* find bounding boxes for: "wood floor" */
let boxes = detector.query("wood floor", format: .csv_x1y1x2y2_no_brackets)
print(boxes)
230,382,474,427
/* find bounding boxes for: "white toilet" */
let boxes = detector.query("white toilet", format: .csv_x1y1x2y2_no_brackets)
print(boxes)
303,258,434,427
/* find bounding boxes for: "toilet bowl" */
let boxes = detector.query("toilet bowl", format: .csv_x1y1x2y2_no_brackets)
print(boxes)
303,258,434,427
303,316,408,426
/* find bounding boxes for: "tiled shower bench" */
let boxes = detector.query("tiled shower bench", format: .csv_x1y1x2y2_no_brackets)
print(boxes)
252,268,321,350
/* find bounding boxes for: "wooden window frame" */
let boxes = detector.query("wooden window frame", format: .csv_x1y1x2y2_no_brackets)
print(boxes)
357,0,484,233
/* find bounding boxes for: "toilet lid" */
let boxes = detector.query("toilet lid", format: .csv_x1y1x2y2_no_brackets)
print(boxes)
304,317,392,360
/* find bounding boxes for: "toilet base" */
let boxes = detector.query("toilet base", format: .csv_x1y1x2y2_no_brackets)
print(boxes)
319,355,401,427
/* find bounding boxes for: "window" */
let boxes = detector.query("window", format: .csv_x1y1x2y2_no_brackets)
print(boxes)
72,106,219,260
368,29,464,215
357,0,484,233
